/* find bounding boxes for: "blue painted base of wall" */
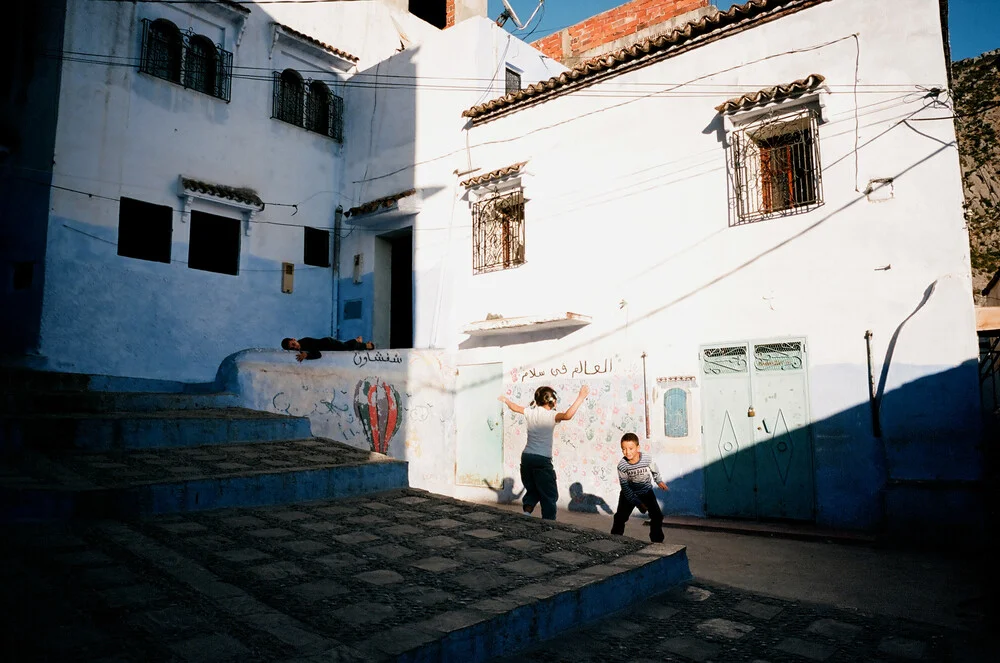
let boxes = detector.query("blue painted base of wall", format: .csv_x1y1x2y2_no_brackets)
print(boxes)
395,546,691,663
0,461,409,523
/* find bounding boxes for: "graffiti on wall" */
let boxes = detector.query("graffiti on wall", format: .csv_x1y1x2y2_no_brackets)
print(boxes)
263,352,455,470
503,354,647,508
354,376,402,454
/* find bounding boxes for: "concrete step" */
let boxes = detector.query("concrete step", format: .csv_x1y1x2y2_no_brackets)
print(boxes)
0,390,239,415
0,367,215,394
0,438,407,522
0,408,312,453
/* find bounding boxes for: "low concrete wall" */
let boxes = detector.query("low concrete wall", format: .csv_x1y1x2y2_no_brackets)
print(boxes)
219,348,458,494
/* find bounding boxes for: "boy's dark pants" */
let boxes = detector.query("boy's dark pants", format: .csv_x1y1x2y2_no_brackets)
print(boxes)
611,490,664,542
520,453,558,520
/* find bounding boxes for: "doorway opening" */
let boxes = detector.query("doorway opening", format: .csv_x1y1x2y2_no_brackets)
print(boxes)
374,228,413,349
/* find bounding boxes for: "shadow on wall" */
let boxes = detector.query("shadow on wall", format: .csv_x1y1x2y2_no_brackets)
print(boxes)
484,477,523,504
568,481,613,515
655,360,985,546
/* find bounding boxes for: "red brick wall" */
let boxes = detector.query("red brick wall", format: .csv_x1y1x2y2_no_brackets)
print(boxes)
531,0,709,63
446,0,456,28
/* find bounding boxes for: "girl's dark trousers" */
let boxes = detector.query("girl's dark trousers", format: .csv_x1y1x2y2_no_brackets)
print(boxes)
520,453,559,520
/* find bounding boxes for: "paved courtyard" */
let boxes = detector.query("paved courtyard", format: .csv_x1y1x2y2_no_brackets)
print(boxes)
0,488,687,662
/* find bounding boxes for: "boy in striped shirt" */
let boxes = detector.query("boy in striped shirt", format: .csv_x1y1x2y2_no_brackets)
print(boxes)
611,432,668,543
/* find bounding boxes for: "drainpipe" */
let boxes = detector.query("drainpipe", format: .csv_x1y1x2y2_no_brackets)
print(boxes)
865,329,881,438
332,205,343,338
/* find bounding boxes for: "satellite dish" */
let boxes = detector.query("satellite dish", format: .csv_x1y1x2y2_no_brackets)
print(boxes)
496,0,545,31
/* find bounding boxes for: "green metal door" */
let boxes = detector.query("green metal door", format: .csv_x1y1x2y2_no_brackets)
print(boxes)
750,341,814,520
701,339,814,521
455,363,504,487
701,345,756,518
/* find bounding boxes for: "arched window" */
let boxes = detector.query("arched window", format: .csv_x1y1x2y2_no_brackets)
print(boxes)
306,80,331,136
664,388,689,438
145,19,182,83
275,69,305,126
184,35,217,96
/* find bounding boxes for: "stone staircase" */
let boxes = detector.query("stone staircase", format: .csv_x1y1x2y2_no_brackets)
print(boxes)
0,367,408,523
0,367,692,662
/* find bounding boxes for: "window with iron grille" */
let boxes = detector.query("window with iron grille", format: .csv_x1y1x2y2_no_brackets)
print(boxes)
505,67,521,95
728,109,823,224
138,18,233,102
273,71,344,142
472,189,525,275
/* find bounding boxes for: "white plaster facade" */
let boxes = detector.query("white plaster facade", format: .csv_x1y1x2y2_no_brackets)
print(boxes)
341,0,981,531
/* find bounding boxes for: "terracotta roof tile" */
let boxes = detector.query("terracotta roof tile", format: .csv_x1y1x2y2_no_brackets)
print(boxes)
462,0,830,123
345,189,417,218
715,74,825,112
275,23,359,63
180,177,264,208
460,162,527,187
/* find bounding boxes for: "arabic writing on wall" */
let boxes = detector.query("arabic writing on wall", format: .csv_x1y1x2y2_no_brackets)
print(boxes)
518,357,614,382
353,350,404,367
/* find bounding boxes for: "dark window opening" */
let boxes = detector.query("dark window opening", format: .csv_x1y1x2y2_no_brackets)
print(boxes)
304,227,331,267
143,19,182,83
12,262,34,291
304,80,344,142
505,67,521,95
188,210,240,275
472,189,525,275
118,197,173,264
184,35,217,96
139,19,232,101
273,68,305,126
409,0,447,29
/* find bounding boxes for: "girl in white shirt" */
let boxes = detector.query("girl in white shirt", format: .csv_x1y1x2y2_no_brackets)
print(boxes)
500,385,589,520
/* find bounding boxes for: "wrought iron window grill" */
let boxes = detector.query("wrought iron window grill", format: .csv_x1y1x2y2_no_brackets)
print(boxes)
472,189,525,275
505,68,522,95
703,346,748,375
728,108,823,225
753,342,804,371
139,18,233,102
272,72,344,142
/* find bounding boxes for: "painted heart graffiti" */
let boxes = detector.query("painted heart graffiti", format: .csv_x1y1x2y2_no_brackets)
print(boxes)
353,376,402,454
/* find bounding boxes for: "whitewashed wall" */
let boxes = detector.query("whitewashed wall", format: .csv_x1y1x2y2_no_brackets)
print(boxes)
411,0,981,528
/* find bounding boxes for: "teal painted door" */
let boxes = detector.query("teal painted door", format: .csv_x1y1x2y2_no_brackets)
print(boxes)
701,345,756,518
750,341,814,520
455,363,504,487
701,340,814,521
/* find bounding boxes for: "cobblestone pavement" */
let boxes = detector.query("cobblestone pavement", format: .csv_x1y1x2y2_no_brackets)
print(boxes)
494,580,991,663
0,488,678,662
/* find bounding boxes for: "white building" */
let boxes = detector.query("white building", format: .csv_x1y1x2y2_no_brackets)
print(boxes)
343,0,982,534
2,0,983,535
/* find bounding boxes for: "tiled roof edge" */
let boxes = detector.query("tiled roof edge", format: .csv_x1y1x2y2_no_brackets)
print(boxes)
460,162,528,188
274,23,359,63
714,73,826,112
345,189,418,218
462,0,831,124
180,177,264,208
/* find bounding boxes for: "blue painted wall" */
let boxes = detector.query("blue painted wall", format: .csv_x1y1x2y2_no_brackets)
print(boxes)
38,214,336,382
336,273,375,343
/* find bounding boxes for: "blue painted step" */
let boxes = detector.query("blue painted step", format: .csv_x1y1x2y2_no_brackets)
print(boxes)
1,390,239,415
1,409,312,452
0,439,408,522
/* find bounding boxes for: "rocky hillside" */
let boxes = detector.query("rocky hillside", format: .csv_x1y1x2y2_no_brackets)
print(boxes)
953,49,1000,302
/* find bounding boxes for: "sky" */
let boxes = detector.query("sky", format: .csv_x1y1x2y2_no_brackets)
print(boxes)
489,0,1000,61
